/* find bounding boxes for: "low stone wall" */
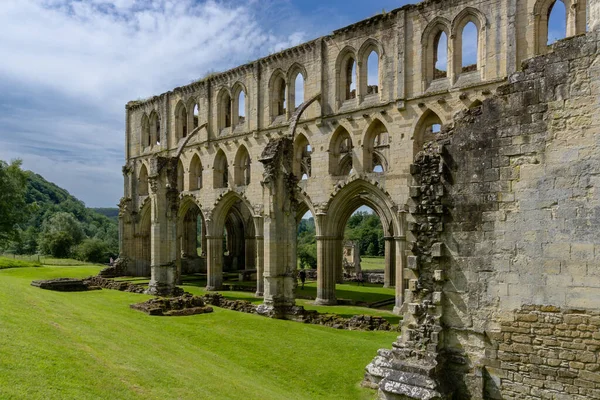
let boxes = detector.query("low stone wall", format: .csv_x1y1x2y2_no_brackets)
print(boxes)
488,305,600,399
131,294,213,316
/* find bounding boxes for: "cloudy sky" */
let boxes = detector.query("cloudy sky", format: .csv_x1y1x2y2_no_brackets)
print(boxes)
0,0,565,208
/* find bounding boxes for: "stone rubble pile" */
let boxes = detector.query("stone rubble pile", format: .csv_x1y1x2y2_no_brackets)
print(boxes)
130,293,213,316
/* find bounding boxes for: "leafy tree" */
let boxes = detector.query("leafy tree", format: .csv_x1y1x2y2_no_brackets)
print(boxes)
0,159,29,246
39,212,84,257
74,238,110,263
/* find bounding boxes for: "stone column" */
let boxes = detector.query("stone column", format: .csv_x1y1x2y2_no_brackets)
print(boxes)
383,236,395,288
257,137,297,317
146,158,179,296
205,235,223,291
335,238,344,284
244,236,256,270
394,211,407,315
591,0,600,31
315,235,337,305
254,216,264,297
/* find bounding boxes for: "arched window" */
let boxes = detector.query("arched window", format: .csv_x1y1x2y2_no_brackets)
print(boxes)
461,22,478,72
363,119,389,173
434,32,448,79
213,149,229,188
149,111,160,146
294,133,311,180
141,114,150,148
413,110,443,158
232,85,246,127
345,58,357,100
270,72,287,119
193,104,199,129
422,19,451,85
234,146,251,186
138,164,149,196
176,101,187,140
294,72,305,110
176,160,185,192
366,50,379,95
547,0,567,45
218,90,232,131
189,154,203,191
329,127,353,176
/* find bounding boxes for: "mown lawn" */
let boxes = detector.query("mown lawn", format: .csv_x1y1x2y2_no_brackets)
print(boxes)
359,257,385,271
0,256,41,269
0,266,397,399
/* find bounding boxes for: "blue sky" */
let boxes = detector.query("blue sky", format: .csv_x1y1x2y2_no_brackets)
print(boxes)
0,0,566,208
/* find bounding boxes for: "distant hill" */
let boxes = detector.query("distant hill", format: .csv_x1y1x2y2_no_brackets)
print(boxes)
91,208,119,221
8,172,119,256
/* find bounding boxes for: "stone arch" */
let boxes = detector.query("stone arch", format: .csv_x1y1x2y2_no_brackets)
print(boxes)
324,178,398,237
186,97,199,130
177,196,207,276
421,17,452,85
217,87,232,131
134,200,152,276
336,46,358,104
412,108,444,158
175,100,188,141
451,7,487,76
329,125,353,176
233,145,251,186
232,82,247,128
533,0,582,54
141,113,150,148
293,133,312,180
138,163,149,196
362,118,390,173
288,63,307,112
358,38,382,97
296,191,318,225
269,69,287,119
206,191,257,288
188,153,203,191
149,110,160,146
213,148,229,188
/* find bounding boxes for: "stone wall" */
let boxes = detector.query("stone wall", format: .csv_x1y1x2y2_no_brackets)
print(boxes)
365,29,600,399
489,305,600,399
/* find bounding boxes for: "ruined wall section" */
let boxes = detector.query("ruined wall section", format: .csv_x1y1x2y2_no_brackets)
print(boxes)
430,31,599,398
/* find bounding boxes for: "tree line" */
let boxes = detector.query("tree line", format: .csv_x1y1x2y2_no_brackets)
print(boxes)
0,159,119,263
297,211,384,269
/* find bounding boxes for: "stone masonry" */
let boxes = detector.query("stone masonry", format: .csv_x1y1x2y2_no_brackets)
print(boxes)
120,0,599,397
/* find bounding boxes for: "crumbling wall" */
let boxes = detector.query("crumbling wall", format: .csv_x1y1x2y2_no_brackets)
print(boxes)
438,32,600,398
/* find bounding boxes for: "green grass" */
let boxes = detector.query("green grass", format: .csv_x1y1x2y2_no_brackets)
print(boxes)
1,253,104,266
0,265,397,399
359,257,384,271
0,256,41,269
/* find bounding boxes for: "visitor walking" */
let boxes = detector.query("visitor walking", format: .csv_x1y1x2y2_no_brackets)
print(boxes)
299,269,306,289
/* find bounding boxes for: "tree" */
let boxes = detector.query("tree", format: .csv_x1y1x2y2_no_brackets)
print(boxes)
74,238,110,263
0,159,29,246
38,212,84,257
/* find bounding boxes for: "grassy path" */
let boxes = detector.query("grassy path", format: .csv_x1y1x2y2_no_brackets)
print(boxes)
0,266,397,399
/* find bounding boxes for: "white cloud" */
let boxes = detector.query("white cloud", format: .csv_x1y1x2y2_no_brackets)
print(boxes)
0,0,307,207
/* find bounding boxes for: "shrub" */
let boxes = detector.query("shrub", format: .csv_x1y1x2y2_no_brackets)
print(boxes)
74,238,110,263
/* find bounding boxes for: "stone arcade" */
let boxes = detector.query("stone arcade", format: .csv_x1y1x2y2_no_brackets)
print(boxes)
119,0,600,398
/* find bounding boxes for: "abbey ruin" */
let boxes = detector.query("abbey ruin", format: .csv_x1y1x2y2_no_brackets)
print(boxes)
119,0,600,398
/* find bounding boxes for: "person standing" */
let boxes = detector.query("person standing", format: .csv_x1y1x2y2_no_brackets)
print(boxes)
299,269,307,289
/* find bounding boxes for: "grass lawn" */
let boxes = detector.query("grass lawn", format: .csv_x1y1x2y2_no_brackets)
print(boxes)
0,256,41,269
359,257,384,271
0,265,397,399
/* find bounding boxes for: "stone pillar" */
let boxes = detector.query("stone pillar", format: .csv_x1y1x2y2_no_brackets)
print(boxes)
315,235,337,305
393,236,406,315
146,158,179,296
591,0,600,31
335,238,344,284
205,235,223,290
383,236,395,288
254,216,264,297
257,137,297,317
244,236,256,270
